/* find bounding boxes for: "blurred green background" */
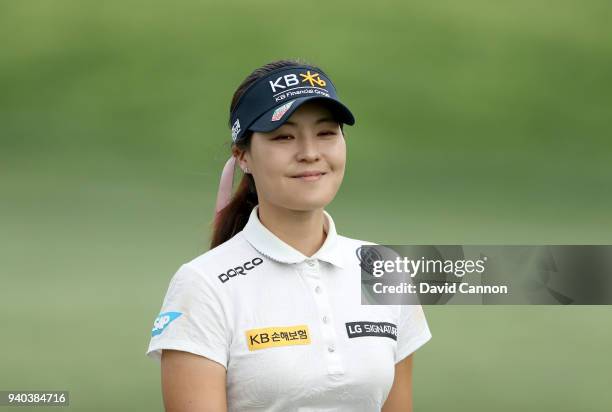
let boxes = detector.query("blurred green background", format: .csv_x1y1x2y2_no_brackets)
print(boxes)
1,0,611,411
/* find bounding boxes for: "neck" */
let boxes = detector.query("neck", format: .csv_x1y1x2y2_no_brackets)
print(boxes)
256,201,328,258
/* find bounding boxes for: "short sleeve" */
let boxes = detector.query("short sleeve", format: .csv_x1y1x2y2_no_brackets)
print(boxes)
395,304,432,364
145,264,230,369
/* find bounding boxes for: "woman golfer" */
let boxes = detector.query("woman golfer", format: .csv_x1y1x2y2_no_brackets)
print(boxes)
146,59,432,411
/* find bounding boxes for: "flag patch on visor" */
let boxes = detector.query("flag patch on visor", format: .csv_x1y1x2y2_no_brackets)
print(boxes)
271,101,294,121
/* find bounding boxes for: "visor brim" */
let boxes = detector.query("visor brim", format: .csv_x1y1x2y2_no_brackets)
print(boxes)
248,96,355,134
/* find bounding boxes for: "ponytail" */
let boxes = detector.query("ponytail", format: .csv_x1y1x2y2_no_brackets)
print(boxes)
210,134,258,248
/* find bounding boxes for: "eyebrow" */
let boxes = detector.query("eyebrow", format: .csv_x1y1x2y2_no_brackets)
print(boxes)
282,117,338,127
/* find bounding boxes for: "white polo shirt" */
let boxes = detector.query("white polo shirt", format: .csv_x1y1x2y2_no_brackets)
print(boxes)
146,205,432,412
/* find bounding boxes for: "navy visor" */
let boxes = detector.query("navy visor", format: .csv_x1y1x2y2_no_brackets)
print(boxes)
229,65,355,142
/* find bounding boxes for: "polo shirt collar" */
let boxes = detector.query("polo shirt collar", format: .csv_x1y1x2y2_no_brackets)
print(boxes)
242,205,346,269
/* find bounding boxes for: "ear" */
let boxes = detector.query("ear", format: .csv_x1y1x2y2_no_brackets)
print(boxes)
232,146,249,171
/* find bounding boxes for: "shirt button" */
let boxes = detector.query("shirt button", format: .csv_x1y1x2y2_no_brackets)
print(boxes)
315,285,322,294
322,315,329,323
328,345,335,353
306,259,316,267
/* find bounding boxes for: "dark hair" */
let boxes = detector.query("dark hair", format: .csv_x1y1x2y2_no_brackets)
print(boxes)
209,58,341,249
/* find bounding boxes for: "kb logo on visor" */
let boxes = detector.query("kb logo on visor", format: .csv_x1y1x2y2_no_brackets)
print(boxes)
269,70,327,93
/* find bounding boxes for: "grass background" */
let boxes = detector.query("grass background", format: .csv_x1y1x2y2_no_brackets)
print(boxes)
1,0,611,410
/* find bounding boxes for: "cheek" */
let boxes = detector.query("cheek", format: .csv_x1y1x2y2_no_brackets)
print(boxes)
257,166,284,189
252,151,290,188
251,145,285,174
329,142,347,171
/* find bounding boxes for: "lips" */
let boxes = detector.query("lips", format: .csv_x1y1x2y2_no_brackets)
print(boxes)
291,171,327,178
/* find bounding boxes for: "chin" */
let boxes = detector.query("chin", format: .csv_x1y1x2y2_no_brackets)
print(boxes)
284,196,334,211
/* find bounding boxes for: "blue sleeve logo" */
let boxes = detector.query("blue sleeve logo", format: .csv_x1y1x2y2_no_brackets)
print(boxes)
151,311,182,337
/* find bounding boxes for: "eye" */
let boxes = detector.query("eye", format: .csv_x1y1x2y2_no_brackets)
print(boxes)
272,135,293,141
318,130,337,137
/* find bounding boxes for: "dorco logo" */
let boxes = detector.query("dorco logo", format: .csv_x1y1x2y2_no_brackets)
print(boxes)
218,257,264,283
269,70,327,93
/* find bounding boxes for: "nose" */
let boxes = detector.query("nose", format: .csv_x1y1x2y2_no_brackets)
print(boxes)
295,134,320,162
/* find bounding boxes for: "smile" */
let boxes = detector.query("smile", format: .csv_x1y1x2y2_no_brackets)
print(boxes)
291,172,326,181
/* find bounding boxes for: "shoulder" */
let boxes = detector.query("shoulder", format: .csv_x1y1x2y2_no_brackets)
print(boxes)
174,232,253,286
335,234,380,267
336,234,379,249
336,234,399,266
